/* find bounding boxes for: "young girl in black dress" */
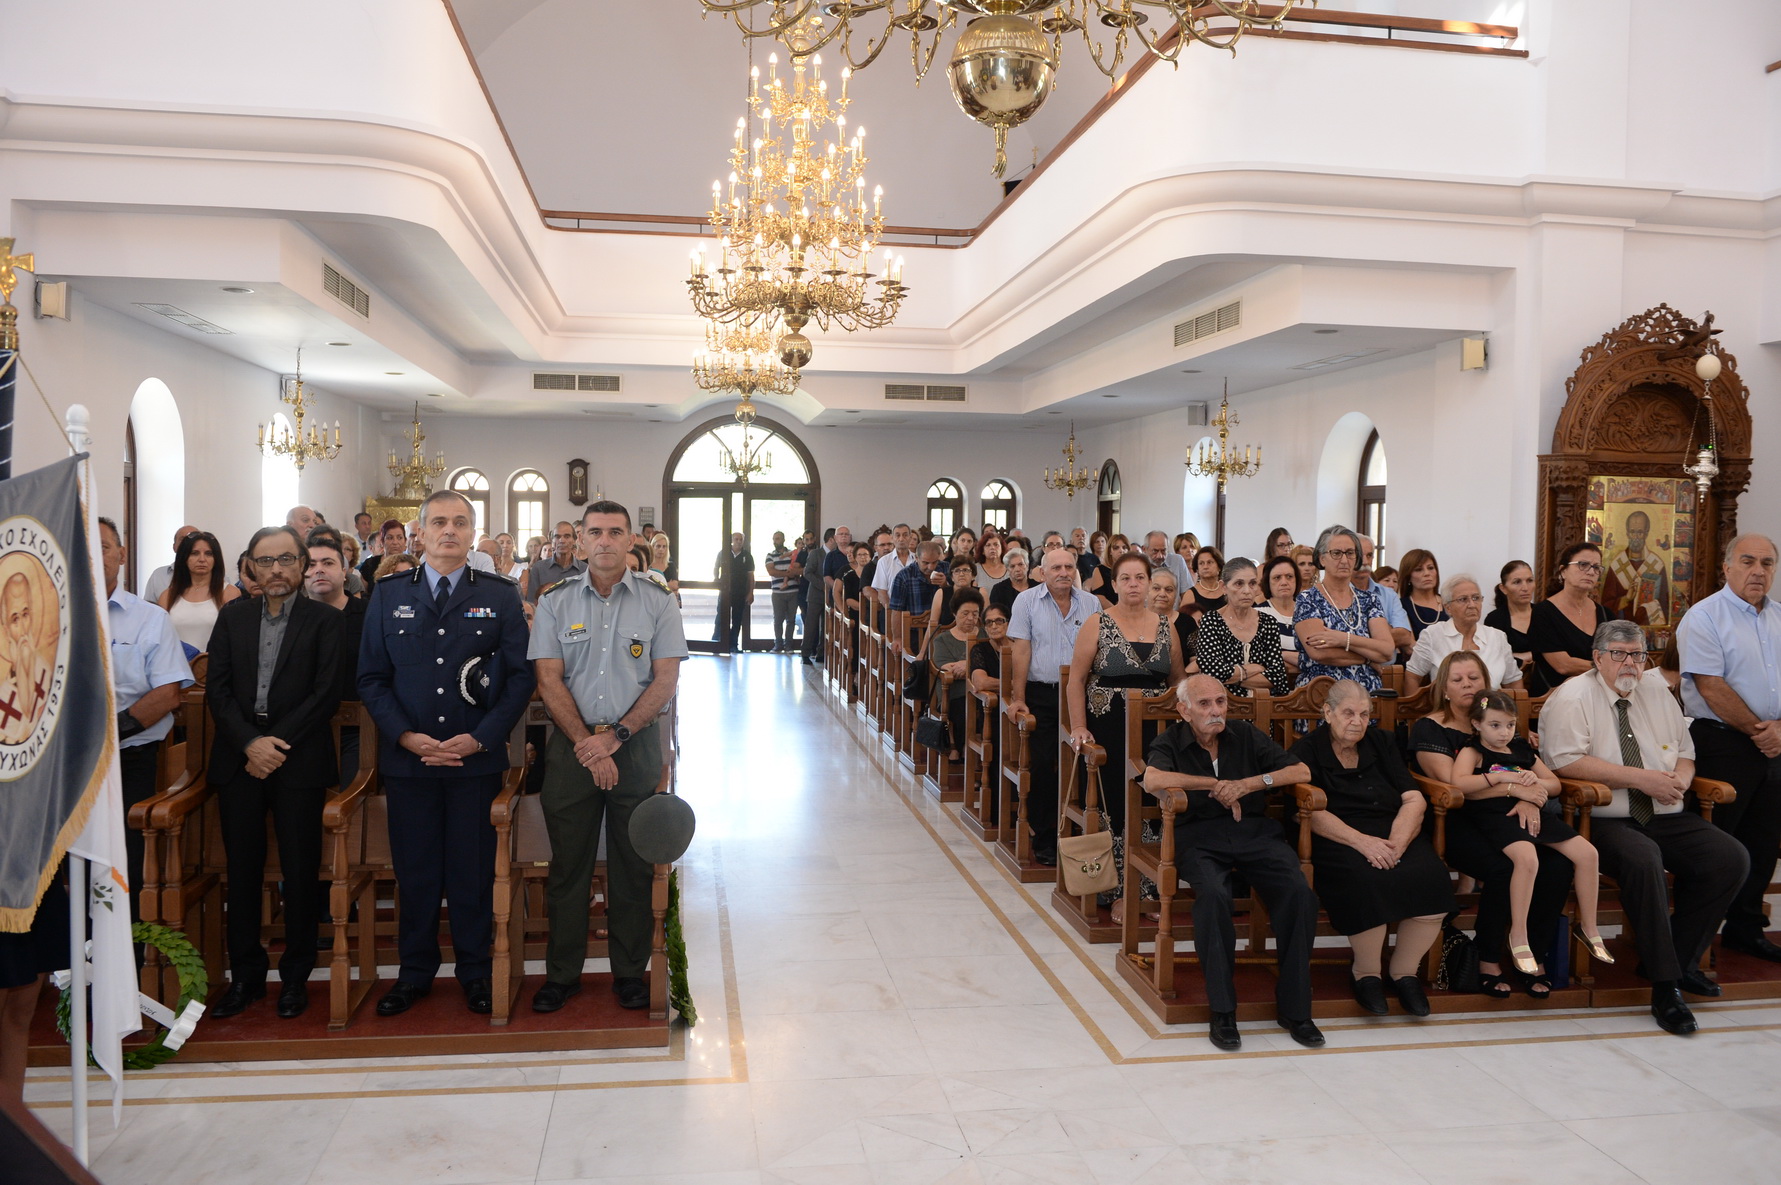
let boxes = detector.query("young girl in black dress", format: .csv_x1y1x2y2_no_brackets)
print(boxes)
1450,690,1613,974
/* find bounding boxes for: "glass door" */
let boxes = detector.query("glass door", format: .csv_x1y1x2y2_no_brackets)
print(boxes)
677,494,728,650
747,495,811,642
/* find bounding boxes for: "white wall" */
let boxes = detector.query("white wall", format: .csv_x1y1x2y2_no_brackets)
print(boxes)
14,293,383,585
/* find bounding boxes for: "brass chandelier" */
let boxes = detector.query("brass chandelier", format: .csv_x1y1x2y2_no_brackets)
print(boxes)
1041,420,1097,499
1185,380,1261,492
687,46,908,373
698,2,1312,176
387,403,448,499
720,397,775,484
257,349,343,471
692,315,801,398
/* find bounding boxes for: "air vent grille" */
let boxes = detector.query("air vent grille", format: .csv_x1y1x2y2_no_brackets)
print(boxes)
322,263,370,318
533,372,622,392
132,303,233,335
884,383,967,403
1174,299,1241,348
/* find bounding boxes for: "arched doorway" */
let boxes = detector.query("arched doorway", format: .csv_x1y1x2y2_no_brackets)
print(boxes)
663,415,820,653
1096,461,1122,537
129,378,184,594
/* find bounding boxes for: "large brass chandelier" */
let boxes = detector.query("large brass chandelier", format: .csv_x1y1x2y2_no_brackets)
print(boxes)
1185,381,1261,492
699,2,1312,176
692,315,800,398
257,349,343,471
1042,420,1097,499
687,45,908,373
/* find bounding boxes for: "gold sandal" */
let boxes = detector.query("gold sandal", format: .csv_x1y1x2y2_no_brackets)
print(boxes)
1573,924,1615,965
1510,944,1539,975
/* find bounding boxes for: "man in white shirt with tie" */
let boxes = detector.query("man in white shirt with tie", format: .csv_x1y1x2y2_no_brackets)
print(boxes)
1540,618,1747,1036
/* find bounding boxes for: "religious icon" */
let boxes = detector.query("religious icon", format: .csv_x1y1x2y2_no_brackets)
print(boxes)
568,459,590,507
1585,476,1694,630
0,536,66,760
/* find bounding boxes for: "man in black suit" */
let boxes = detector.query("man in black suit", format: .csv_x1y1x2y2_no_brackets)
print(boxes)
205,526,342,1020
714,532,754,654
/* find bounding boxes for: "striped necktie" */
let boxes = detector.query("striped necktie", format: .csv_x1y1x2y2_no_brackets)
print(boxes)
1614,698,1655,826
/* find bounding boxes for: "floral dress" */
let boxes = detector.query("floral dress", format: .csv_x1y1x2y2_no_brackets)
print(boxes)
1292,583,1387,692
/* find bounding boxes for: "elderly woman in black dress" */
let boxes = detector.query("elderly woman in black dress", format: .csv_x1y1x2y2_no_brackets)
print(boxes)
1291,680,1456,1016
1408,650,1575,999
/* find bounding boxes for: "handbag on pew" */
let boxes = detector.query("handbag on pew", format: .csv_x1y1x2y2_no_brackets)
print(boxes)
1434,917,1481,993
902,658,931,701
914,708,948,751
1058,829,1117,896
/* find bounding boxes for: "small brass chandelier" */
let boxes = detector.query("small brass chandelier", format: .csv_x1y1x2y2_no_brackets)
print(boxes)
719,398,775,485
699,1,1312,177
1041,420,1097,499
687,41,908,374
692,314,801,398
258,349,342,471
1185,380,1261,492
387,402,448,499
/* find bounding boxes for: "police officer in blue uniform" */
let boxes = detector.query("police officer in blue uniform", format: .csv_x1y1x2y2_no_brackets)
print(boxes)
357,489,534,1016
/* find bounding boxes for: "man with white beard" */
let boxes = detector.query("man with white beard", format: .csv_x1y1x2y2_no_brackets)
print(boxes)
1540,618,1747,1036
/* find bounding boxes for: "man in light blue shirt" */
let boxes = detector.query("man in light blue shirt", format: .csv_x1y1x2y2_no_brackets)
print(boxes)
1677,532,1781,961
1006,548,1101,864
1143,531,1193,608
1357,534,1412,656
98,518,194,920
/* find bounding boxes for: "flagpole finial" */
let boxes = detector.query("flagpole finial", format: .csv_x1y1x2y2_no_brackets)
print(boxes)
67,404,91,454
0,237,32,307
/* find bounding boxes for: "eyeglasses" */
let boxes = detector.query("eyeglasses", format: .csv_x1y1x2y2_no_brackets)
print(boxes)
250,554,302,570
1598,648,1646,665
1569,561,1603,574
1448,594,1484,606
1324,548,1356,561
985,617,1008,626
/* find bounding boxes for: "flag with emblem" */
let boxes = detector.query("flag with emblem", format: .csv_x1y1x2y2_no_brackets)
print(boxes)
0,454,139,1099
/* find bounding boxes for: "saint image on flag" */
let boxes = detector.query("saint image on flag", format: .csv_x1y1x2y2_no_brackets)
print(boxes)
0,543,65,749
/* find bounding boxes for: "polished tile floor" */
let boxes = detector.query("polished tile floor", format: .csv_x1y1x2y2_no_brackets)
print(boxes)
28,654,1781,1184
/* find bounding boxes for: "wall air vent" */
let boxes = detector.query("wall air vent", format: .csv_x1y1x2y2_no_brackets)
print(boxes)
132,303,233,335
322,263,370,318
1291,348,1389,371
533,372,623,392
1174,299,1241,348
884,383,967,402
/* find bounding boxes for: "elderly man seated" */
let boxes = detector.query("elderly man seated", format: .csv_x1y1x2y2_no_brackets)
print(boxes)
1143,674,1322,1051
1540,620,1748,1036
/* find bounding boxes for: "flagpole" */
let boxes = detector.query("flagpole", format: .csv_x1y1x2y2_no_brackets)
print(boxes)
0,236,29,479
66,403,92,1166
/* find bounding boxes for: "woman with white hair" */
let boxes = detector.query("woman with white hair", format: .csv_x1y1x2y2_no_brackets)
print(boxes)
1292,525,1396,691
1402,574,1524,694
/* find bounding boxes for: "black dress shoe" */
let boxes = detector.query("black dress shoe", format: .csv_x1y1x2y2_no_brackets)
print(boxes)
1278,1017,1326,1048
611,976,649,1010
531,979,583,1013
1651,984,1698,1036
210,981,265,1019
276,982,309,1019
1393,976,1432,1018
1351,975,1390,1015
1032,843,1058,867
463,978,492,1015
1677,967,1722,998
1208,1011,1241,1050
1722,932,1781,963
375,981,431,1017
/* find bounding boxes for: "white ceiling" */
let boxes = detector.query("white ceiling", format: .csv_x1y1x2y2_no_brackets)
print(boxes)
446,0,1114,229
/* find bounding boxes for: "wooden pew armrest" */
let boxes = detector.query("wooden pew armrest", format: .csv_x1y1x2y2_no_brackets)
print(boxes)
1290,783,1327,814
1004,707,1034,731
1142,780,1188,816
1691,776,1737,806
1559,778,1612,809
143,775,214,830
323,762,378,832
1411,772,1465,812
1077,741,1105,768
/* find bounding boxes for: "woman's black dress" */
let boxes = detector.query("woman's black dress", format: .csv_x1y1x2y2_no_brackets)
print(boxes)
1084,615,1174,834
0,863,70,989
1189,586,1227,616
1462,737,1578,848
1484,605,1545,695
1290,725,1456,935
1401,593,1449,640
1527,598,1610,692
1407,716,1572,966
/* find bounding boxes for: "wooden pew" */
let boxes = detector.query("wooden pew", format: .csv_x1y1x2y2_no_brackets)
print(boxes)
991,657,1048,882
321,705,383,1030
1053,680,1115,941
958,644,1003,841
1113,688,1327,1024
921,668,963,803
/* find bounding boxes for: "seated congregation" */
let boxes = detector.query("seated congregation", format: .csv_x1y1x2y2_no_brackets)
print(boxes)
815,519,1781,1049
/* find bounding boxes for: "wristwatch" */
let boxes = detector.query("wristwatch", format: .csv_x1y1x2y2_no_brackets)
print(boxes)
613,723,633,744
1260,772,1275,788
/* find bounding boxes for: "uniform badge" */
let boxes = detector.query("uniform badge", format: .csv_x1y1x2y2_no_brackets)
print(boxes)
629,641,644,659
394,605,415,619
457,655,494,707
464,607,496,618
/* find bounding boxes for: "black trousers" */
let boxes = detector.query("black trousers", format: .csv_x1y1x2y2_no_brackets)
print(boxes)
218,775,326,986
800,586,825,660
119,740,162,924
1592,812,1748,982
1024,682,1061,844
717,590,748,650
1692,719,1781,939
1442,809,1573,965
383,773,501,985
1175,817,1317,1018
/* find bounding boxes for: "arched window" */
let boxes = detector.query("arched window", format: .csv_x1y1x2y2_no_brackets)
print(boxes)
980,480,1017,531
261,412,299,530
129,378,184,594
1357,429,1388,554
508,470,549,542
671,422,811,484
1096,461,1122,537
449,468,491,541
926,479,964,538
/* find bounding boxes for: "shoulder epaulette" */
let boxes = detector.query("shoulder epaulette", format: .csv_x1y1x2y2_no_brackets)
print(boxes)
538,577,573,598
482,569,518,586
644,570,672,594
376,567,421,583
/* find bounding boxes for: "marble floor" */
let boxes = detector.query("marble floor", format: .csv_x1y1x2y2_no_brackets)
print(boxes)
28,654,1781,1184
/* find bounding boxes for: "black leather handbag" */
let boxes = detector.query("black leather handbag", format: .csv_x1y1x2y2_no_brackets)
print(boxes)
914,708,948,751
901,658,931,702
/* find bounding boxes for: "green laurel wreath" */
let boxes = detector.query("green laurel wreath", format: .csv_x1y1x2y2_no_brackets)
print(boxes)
56,922,208,1071
665,870,696,1025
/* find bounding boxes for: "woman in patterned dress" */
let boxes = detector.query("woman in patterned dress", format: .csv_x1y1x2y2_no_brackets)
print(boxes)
1196,557,1294,698
1292,525,1396,691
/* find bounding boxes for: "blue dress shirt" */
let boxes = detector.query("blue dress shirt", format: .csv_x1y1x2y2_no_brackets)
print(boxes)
1678,584,1781,723
108,587,195,746
1007,584,1101,684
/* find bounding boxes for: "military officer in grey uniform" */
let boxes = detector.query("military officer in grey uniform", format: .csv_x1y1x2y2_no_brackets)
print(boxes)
529,500,687,1012
358,489,534,1016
